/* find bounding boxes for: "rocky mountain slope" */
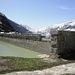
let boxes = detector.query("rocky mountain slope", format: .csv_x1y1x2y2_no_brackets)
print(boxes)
0,12,33,33
8,19,33,33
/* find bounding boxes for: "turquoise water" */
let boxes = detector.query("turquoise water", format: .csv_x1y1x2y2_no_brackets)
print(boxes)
0,41,42,58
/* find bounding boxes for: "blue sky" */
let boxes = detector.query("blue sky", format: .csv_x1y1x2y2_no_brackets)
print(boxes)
0,0,75,29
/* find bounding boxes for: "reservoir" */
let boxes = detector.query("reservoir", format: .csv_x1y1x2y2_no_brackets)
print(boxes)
0,41,42,58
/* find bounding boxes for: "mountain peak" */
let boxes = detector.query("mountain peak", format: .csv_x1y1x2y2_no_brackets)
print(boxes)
50,19,75,31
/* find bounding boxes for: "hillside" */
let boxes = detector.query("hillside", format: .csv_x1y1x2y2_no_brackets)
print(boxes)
0,12,32,33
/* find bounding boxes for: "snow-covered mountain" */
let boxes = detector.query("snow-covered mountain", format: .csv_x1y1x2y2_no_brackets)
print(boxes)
19,24,34,33
33,20,75,38
11,19,75,37
51,20,75,31
37,20,75,37
1,12,75,36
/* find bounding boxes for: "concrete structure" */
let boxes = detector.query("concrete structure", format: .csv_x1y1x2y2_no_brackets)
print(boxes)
51,30,75,55
0,33,42,41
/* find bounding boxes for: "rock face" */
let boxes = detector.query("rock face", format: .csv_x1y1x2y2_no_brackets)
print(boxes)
51,30,75,56
2,63,75,75
37,20,75,37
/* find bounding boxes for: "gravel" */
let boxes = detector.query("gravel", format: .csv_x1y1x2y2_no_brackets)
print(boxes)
1,63,75,75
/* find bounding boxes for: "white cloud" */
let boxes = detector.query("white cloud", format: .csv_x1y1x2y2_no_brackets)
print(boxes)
60,6,75,10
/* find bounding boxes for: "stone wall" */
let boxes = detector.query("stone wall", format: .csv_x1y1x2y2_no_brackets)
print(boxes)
51,30,75,55
0,33,42,41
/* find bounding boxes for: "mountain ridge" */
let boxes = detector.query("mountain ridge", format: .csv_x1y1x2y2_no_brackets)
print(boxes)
37,20,75,33
34,20,75,37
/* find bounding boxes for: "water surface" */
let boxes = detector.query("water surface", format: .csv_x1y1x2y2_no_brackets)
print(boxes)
0,41,42,58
